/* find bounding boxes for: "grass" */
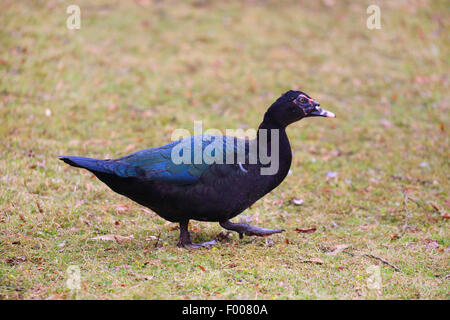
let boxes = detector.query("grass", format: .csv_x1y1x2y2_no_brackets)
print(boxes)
0,0,448,299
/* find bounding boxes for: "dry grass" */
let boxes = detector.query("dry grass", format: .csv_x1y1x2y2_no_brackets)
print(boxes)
0,0,448,299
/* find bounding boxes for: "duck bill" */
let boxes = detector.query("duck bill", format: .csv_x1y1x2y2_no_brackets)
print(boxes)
308,107,336,118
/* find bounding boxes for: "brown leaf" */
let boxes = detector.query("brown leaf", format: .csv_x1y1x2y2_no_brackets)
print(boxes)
197,265,206,272
428,201,440,212
295,227,317,234
390,233,400,241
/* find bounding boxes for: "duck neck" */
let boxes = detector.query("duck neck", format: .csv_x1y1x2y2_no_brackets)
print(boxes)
256,117,292,179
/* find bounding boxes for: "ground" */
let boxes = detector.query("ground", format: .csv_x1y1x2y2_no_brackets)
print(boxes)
0,0,448,299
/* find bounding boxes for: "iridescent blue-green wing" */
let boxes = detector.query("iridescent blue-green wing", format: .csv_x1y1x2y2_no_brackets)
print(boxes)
114,136,249,185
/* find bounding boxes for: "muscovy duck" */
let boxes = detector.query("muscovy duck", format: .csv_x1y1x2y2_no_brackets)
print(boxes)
60,90,335,248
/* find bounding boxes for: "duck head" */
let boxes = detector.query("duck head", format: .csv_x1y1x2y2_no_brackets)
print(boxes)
263,90,335,128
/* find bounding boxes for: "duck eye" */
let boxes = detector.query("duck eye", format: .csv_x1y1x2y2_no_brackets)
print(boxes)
299,97,307,104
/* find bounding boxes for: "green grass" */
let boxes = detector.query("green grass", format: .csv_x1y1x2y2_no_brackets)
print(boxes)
0,0,448,299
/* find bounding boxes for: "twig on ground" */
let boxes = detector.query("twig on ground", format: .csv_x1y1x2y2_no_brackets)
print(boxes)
344,250,402,272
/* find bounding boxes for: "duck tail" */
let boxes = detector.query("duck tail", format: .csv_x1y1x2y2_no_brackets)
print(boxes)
59,156,112,174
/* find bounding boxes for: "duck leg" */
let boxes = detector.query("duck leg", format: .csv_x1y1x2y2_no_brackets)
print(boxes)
219,220,284,239
177,220,216,249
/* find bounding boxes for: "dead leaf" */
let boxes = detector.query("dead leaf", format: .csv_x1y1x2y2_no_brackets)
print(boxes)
390,233,400,240
197,265,206,272
294,227,317,234
427,201,441,211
